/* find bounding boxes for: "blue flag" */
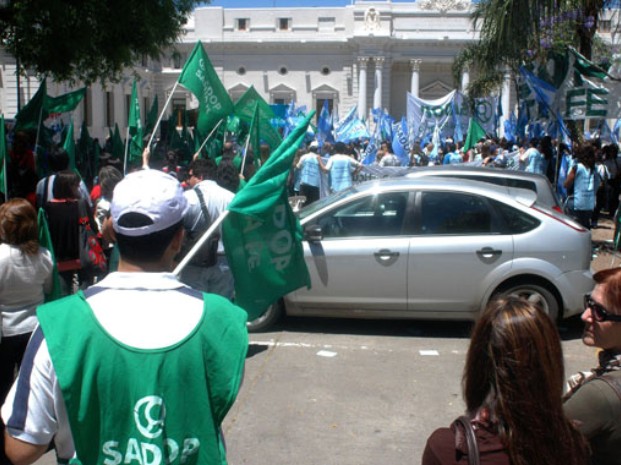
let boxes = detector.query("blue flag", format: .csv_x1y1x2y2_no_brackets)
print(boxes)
391,117,410,166
317,99,334,147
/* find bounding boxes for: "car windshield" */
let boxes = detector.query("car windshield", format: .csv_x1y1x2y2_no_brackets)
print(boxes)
298,186,358,220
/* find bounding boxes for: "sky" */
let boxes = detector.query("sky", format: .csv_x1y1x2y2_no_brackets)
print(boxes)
208,0,415,7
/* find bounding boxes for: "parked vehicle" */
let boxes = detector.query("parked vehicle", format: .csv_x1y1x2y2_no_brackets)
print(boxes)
404,165,564,213
248,177,593,331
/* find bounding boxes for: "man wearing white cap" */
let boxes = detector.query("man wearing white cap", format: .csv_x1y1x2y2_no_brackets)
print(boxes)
2,170,248,465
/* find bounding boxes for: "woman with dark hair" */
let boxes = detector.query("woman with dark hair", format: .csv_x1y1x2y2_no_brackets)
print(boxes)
422,297,588,465
0,199,53,404
565,267,621,465
565,143,599,229
44,170,99,291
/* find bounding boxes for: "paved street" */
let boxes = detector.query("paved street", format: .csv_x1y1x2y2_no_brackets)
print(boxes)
33,315,594,465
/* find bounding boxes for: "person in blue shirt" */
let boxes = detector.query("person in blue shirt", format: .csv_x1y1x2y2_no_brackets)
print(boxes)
319,142,362,193
296,142,323,206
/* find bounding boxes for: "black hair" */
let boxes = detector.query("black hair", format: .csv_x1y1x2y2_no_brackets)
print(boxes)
115,215,183,263
53,170,80,199
99,166,123,200
189,158,217,181
216,158,240,193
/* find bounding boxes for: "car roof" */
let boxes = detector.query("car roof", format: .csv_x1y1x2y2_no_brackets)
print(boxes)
404,165,548,181
353,176,537,205
402,165,560,208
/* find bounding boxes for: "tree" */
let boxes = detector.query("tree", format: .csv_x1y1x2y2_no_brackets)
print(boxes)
453,0,611,98
0,0,205,84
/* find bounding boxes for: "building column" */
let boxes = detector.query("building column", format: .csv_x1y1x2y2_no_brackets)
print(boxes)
410,59,422,98
461,65,470,93
500,69,511,137
373,56,384,111
357,56,369,120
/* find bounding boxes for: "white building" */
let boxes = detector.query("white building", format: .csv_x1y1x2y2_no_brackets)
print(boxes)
0,0,617,141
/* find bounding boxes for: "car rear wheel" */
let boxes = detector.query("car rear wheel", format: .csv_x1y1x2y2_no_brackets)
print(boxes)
494,283,559,322
247,300,284,332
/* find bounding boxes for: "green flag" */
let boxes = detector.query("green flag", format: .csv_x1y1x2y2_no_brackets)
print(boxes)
63,121,76,171
234,86,282,151
14,81,47,131
178,41,233,136
463,118,486,153
128,80,143,165
15,83,86,131
46,87,86,114
37,209,63,302
222,111,315,321
0,115,6,195
145,95,159,136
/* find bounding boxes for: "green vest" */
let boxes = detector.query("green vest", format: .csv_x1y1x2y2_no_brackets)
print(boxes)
37,291,248,465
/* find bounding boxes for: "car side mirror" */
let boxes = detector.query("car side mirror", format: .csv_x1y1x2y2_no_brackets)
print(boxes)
304,224,323,242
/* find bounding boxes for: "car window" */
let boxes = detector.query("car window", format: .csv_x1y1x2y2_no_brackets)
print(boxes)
317,192,408,238
452,174,537,194
420,191,495,235
490,199,541,234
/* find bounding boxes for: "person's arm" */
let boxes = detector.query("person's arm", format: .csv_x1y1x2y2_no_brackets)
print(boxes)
4,434,49,465
564,378,615,439
318,156,329,173
564,165,577,189
142,146,151,169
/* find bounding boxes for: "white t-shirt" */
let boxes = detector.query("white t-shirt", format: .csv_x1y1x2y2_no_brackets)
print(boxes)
0,244,53,337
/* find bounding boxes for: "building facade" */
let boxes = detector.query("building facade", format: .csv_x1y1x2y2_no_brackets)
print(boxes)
0,0,617,141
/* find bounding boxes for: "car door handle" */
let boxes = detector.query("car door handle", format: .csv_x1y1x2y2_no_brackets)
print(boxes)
374,249,400,260
476,247,502,259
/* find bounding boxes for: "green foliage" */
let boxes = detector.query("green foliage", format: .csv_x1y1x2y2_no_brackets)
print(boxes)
454,0,608,96
0,0,203,84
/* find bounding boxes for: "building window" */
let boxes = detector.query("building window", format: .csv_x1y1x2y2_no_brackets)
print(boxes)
237,66,246,75
173,53,182,69
125,94,131,127
105,91,114,128
83,88,92,127
315,98,334,123
172,98,185,128
321,66,331,76
278,66,288,75
278,18,290,31
143,97,149,120
274,98,286,105
599,19,612,32
237,18,249,31
318,17,335,32
141,54,149,67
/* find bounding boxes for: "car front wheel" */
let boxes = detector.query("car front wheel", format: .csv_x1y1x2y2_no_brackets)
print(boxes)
494,283,560,322
246,300,284,332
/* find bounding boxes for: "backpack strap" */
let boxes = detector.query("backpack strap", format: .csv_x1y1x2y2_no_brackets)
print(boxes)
193,186,211,226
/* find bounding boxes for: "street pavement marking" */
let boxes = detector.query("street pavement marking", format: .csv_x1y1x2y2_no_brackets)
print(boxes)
419,350,440,356
317,350,337,357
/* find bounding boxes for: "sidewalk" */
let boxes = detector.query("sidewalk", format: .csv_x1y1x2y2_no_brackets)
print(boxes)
591,216,620,272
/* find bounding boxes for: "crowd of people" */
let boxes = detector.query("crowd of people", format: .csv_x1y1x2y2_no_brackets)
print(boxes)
0,127,621,464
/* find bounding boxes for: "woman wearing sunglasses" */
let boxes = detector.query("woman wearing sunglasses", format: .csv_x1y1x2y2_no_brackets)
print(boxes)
564,267,621,465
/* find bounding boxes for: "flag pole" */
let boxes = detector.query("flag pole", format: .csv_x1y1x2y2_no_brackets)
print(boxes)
173,210,230,276
193,118,224,159
145,81,180,155
33,103,45,174
123,126,130,175
240,131,252,175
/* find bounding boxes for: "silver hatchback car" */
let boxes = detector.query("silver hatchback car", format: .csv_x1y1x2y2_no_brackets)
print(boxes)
248,177,593,331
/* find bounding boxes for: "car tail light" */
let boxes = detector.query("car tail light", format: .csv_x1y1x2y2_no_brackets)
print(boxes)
532,206,588,232
552,205,563,214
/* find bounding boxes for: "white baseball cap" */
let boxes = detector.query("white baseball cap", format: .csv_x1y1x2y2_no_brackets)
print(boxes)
111,170,188,237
